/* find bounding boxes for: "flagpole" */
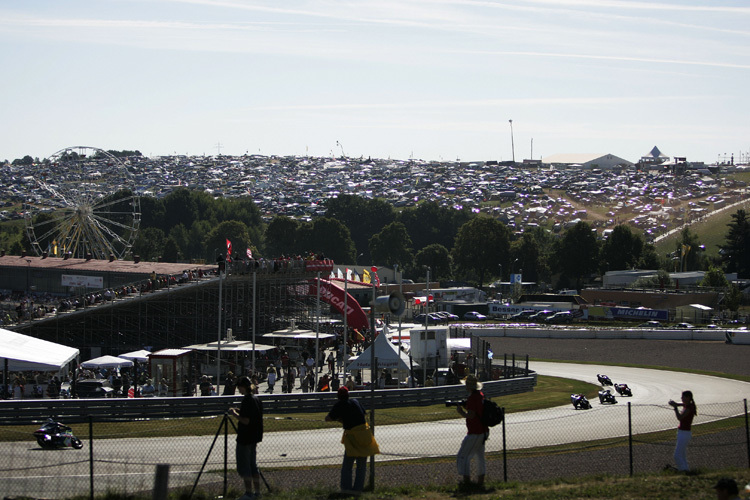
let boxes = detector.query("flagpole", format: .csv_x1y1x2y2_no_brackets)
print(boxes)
343,274,348,383
251,269,256,376
315,271,321,389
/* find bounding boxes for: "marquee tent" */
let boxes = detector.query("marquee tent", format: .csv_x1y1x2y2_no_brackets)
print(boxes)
0,327,79,371
118,349,151,363
347,330,416,371
80,355,134,370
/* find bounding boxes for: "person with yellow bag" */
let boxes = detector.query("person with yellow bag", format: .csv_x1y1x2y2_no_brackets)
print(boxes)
325,386,380,494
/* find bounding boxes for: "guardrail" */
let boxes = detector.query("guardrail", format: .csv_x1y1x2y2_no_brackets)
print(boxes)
0,374,536,425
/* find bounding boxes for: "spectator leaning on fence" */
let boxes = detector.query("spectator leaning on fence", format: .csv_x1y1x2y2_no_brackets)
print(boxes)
230,376,263,500
668,389,697,472
456,374,489,488
325,386,379,494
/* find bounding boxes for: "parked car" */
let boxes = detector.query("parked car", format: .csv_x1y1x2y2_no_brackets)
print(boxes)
675,322,694,329
637,321,661,328
529,310,555,321
433,311,459,321
413,313,442,324
546,311,574,324
509,310,536,321
463,311,487,321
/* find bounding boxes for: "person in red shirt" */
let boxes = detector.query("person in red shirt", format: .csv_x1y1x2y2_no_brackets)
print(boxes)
668,390,697,471
456,374,489,487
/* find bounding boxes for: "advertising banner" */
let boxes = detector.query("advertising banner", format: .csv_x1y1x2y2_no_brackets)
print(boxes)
62,275,104,289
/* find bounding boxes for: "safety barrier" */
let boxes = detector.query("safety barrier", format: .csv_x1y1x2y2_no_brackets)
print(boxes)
0,375,537,426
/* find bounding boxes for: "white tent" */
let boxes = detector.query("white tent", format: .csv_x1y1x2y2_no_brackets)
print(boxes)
80,355,134,369
118,349,151,363
0,327,79,371
347,331,416,371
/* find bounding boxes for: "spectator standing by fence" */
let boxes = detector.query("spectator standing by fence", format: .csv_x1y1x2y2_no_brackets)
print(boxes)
668,390,697,472
456,374,488,488
325,386,379,495
230,376,263,500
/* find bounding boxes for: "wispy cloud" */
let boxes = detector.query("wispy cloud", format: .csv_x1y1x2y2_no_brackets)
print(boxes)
246,94,712,112
450,49,750,71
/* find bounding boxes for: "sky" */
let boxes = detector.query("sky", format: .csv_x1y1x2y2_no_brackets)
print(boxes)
1,0,749,164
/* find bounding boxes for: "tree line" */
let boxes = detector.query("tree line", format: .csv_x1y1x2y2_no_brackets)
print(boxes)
3,189,749,290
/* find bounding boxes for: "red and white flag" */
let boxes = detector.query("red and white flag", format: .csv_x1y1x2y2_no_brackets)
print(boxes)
246,248,253,259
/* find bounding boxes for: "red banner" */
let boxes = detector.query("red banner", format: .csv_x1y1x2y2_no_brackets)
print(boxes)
304,278,369,332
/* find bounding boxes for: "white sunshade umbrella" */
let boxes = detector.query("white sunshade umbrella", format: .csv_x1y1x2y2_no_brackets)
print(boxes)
80,355,134,369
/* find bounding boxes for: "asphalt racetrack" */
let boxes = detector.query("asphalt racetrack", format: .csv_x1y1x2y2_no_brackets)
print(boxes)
3,337,750,498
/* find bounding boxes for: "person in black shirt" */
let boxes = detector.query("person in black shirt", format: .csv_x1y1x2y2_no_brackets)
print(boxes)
230,376,263,499
325,386,379,494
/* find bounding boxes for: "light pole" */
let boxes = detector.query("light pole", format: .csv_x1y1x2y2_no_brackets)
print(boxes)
509,119,515,163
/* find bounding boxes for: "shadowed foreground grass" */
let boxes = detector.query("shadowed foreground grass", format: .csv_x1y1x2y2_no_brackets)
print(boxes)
56,468,750,499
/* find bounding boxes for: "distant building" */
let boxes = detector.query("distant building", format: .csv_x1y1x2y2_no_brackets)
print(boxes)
541,153,634,170
637,145,670,169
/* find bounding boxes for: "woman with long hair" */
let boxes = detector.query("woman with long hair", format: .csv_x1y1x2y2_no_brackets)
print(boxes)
668,390,697,471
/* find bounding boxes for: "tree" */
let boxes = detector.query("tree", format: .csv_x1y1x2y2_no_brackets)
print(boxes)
510,227,554,284
413,244,451,281
324,195,394,261
701,266,729,288
724,284,742,315
369,222,414,269
131,227,166,261
305,217,356,264
396,201,473,254
11,155,34,166
630,269,672,289
264,216,300,257
601,225,643,271
161,237,183,263
721,209,750,278
452,217,511,287
555,221,600,290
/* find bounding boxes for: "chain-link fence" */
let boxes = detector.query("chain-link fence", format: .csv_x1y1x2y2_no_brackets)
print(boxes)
1,399,748,499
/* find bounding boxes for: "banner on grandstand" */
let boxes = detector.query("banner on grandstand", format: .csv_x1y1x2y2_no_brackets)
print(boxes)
62,275,104,289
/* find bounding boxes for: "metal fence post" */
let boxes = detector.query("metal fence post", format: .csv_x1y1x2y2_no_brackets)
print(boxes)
502,407,507,482
153,464,170,500
224,413,229,498
745,399,749,469
628,402,633,477
89,415,94,500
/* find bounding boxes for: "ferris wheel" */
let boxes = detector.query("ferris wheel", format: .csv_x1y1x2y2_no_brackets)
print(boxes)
24,146,141,260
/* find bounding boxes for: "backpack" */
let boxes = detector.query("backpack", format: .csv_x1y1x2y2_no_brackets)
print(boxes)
481,398,504,427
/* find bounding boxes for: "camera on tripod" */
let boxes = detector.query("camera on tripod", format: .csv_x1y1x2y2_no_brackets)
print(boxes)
445,400,466,407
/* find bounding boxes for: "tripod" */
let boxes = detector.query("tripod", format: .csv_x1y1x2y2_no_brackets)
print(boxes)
189,413,270,499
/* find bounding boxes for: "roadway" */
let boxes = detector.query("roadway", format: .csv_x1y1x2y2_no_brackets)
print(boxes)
3,361,750,498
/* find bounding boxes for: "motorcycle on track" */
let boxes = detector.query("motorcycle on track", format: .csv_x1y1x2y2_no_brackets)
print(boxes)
33,418,84,449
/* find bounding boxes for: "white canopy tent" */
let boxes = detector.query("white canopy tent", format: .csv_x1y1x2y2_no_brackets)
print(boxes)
80,355,134,370
183,340,277,352
118,349,151,363
0,327,79,371
347,330,416,371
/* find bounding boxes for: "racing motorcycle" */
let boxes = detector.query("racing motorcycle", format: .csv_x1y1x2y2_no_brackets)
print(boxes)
614,383,632,397
570,393,591,410
597,374,613,386
33,418,84,449
598,389,618,405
